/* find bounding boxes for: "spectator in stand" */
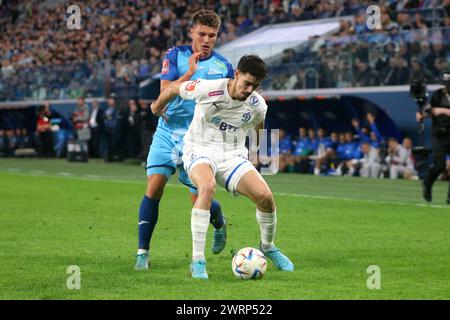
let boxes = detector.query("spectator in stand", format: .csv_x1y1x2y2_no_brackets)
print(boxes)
434,57,449,80
72,96,90,141
402,137,418,180
312,128,333,175
319,55,338,88
0,129,7,157
385,137,409,179
36,103,54,158
278,129,294,172
384,54,410,85
88,99,105,158
358,141,382,178
104,97,120,161
336,59,353,88
293,127,313,174
125,99,142,158
409,57,435,84
429,41,447,78
138,99,156,164
351,113,383,149
354,59,380,87
315,131,340,175
336,131,361,176
5,129,18,157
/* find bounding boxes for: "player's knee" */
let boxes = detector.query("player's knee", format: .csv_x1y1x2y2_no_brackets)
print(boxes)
198,180,216,200
145,175,166,199
257,190,275,212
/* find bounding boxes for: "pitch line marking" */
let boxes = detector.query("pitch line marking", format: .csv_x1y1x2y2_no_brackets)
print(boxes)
1,169,448,210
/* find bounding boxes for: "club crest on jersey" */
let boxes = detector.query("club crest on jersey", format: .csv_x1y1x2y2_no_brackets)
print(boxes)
161,59,170,75
208,90,224,97
249,95,260,106
242,111,251,122
185,80,199,91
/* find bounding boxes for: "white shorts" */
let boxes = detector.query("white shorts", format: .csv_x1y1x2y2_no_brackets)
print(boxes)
182,146,258,196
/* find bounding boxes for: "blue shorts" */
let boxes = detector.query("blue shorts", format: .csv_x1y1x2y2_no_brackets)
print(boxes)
447,154,450,161
146,127,197,194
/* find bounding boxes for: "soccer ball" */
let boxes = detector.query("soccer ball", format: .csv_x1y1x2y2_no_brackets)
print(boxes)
232,247,267,280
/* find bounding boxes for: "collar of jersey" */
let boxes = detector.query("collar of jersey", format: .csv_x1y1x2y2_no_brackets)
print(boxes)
189,46,215,62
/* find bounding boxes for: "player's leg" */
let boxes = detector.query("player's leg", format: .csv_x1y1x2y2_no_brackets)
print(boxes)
423,137,446,202
190,192,227,254
180,166,227,254
135,131,175,270
187,162,217,279
135,172,170,270
228,164,294,272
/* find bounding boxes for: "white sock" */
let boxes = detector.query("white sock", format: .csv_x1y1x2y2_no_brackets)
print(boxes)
191,208,210,262
314,167,320,176
137,249,148,255
256,209,277,251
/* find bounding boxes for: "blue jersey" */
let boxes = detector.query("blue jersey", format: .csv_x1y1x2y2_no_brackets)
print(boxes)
293,137,311,156
279,135,293,154
159,46,234,134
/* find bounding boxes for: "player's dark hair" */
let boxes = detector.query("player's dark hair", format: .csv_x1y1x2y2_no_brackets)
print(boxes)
192,10,221,29
237,55,268,81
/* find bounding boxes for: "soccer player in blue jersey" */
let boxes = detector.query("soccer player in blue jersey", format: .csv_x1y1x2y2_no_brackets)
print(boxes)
135,10,234,270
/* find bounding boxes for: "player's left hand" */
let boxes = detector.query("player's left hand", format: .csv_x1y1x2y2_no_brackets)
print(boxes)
188,51,203,74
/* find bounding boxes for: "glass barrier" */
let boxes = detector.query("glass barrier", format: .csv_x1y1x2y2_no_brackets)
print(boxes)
262,26,450,90
0,61,107,101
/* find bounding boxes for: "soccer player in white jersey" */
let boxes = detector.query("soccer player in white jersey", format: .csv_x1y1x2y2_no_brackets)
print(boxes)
151,55,294,279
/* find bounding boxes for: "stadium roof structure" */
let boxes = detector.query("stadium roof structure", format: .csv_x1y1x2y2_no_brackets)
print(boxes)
216,18,344,67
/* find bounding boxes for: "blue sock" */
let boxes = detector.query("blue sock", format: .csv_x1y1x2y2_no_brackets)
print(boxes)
210,199,224,229
138,195,160,250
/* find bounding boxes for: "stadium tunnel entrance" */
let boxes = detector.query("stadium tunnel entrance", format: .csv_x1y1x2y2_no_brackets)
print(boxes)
265,95,403,142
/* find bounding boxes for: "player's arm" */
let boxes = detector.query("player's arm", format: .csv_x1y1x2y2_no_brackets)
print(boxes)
151,82,182,117
254,121,264,150
160,52,203,92
431,108,450,117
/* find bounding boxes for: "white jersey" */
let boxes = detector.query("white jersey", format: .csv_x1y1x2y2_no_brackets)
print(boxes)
179,78,267,154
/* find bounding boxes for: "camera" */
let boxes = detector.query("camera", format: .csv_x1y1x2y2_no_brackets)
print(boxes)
409,78,428,104
409,78,431,158
440,72,450,86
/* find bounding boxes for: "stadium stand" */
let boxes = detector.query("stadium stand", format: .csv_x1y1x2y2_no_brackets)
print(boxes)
0,0,449,181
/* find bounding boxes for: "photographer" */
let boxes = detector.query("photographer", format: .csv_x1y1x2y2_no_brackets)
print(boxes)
416,72,450,204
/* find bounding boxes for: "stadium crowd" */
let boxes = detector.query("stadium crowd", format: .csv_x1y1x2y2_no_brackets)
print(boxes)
1,0,449,100
267,2,450,90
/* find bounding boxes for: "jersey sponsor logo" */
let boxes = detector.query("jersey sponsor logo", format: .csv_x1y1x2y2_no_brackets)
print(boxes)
185,80,199,91
208,90,224,97
242,111,251,122
249,95,260,106
213,60,227,70
161,59,170,75
219,121,238,132
207,69,223,76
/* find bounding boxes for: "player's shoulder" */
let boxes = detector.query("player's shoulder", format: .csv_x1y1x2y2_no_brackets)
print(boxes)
196,78,229,97
247,91,267,112
163,46,190,59
211,50,233,66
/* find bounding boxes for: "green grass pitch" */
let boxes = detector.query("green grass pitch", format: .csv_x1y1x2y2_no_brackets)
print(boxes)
0,158,449,299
